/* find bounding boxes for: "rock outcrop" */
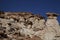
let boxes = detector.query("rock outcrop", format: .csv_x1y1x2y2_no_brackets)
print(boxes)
43,12,60,40
0,11,60,40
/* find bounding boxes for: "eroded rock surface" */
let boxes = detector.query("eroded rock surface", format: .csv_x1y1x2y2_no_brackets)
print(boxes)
0,11,60,40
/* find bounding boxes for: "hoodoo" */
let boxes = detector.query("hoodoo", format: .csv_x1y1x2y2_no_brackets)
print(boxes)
0,11,60,40
44,12,60,40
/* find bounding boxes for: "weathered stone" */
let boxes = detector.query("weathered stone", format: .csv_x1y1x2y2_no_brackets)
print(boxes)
45,12,60,40
0,11,60,40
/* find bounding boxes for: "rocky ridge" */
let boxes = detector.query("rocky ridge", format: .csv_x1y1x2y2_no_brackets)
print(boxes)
0,11,60,40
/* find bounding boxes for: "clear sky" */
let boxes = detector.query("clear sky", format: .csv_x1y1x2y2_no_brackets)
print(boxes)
0,0,60,23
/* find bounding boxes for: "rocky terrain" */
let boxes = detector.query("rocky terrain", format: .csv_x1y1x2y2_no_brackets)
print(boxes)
0,11,60,40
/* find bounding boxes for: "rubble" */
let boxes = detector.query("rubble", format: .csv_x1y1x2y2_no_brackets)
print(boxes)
0,11,60,40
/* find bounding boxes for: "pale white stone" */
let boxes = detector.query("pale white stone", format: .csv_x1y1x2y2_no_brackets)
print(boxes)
32,19,45,30
43,32,56,40
20,28,35,38
46,19,60,34
45,17,60,40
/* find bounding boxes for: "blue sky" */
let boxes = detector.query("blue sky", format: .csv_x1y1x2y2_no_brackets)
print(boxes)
0,0,60,23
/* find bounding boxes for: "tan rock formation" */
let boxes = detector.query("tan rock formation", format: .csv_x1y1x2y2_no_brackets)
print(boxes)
0,11,60,40
44,12,60,40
